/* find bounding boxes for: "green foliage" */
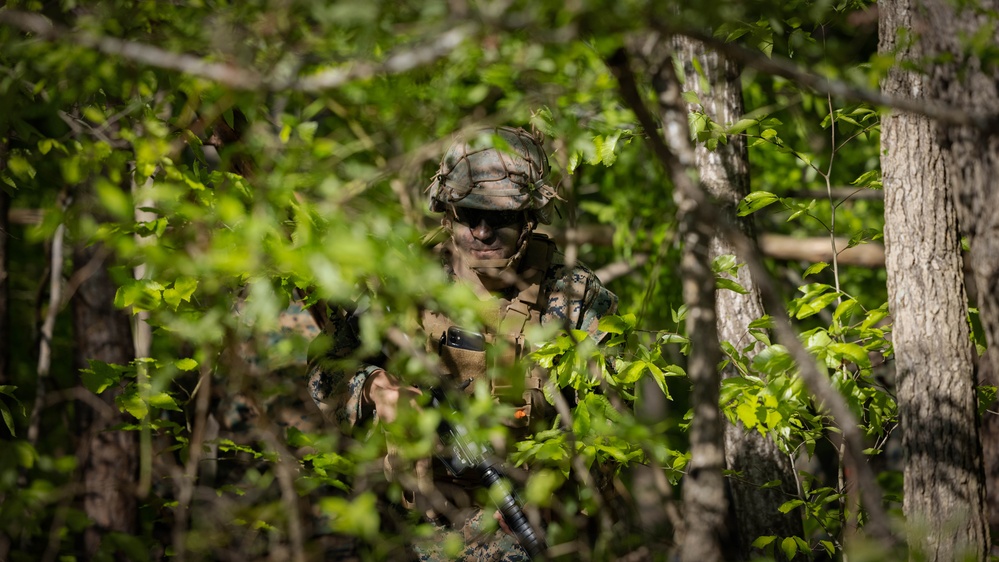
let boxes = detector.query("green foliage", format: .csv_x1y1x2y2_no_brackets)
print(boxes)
0,0,974,559
0,386,24,436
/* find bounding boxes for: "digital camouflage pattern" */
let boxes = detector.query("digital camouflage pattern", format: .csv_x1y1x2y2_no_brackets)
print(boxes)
216,300,323,437
308,250,617,429
306,126,617,560
413,510,530,562
306,247,617,561
427,127,559,224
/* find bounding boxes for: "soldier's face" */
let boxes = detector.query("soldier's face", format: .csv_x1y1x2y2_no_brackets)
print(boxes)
450,207,525,260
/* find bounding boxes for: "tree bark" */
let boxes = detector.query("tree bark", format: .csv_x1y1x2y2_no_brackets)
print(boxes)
673,36,804,556
610,40,731,562
920,0,999,548
72,242,138,557
880,1,991,559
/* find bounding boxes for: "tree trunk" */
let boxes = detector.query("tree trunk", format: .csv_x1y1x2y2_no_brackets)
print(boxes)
618,38,731,561
920,0,999,548
72,242,138,557
880,1,990,559
673,36,804,556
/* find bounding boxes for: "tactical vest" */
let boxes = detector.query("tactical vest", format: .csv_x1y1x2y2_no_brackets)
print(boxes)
422,234,556,428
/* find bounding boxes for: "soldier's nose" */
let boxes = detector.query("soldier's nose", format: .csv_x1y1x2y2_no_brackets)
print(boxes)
471,219,493,238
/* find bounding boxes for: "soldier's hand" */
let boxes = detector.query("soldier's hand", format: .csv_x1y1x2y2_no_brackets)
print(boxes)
362,369,422,423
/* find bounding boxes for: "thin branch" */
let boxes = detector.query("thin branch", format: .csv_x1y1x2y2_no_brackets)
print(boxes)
60,244,111,307
785,187,883,202
593,253,650,283
0,10,476,93
172,354,213,562
294,25,477,91
0,11,261,89
27,222,65,446
663,25,999,133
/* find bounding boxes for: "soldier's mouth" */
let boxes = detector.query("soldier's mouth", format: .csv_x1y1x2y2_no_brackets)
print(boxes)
470,247,510,259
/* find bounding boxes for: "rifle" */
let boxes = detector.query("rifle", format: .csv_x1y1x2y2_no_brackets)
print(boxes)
429,384,548,560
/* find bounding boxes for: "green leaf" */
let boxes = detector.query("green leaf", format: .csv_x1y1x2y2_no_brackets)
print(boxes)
717,277,749,294
848,228,881,248
81,360,123,394
83,105,106,124
615,361,647,385
681,90,701,105
175,358,199,371
148,392,182,412
860,303,890,330
1,402,15,436
778,499,804,514
736,401,759,429
671,304,688,324
795,292,840,319
781,536,799,560
979,386,998,417
752,535,777,549
711,254,738,273
319,492,381,541
828,342,871,369
833,298,858,321
727,118,758,135
663,364,686,377
803,262,829,277
738,191,780,216
117,389,148,420
598,314,636,335
162,287,182,310
660,333,688,345
96,178,133,220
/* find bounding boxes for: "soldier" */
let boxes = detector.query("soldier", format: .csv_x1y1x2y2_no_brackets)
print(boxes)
308,126,618,561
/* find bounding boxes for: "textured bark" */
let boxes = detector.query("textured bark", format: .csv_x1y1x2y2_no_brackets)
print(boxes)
919,0,999,548
635,40,730,562
880,1,991,559
72,242,137,557
673,36,804,555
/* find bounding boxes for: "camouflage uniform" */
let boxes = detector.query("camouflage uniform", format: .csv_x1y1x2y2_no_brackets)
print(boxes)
218,299,323,436
308,247,617,430
307,127,618,561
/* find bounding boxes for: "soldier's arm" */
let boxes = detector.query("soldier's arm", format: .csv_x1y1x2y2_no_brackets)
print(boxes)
574,267,619,342
306,302,390,431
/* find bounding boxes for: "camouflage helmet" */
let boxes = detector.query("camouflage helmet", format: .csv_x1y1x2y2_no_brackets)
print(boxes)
427,127,558,224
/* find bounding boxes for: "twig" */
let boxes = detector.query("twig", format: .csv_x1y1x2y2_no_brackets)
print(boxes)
0,11,261,89
41,386,117,420
593,253,650,283
0,10,476,93
60,245,111,306
172,354,213,562
661,24,999,134
26,222,65,445
294,25,477,91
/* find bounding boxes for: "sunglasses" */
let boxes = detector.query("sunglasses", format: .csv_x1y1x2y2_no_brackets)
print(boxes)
451,207,525,229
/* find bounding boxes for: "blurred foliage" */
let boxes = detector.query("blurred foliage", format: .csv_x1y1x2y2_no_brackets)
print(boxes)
0,0,966,559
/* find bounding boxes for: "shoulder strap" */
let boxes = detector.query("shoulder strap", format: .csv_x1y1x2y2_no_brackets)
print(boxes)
500,234,555,337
